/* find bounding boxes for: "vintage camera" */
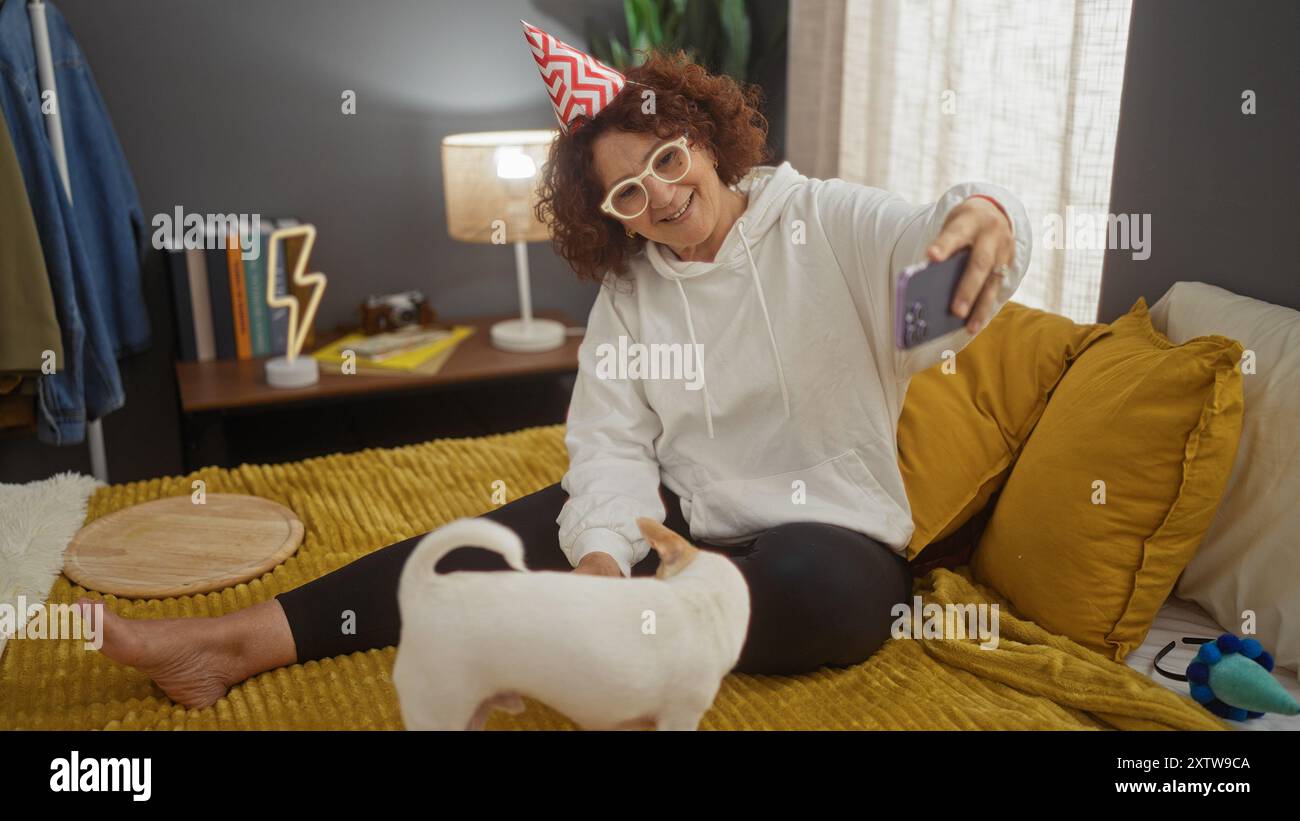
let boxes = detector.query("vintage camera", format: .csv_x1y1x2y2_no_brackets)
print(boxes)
359,290,436,335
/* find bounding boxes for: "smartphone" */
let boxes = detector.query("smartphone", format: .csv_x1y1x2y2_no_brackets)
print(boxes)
894,248,971,349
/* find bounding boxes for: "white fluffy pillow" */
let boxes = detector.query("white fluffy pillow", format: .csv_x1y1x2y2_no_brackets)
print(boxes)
1149,282,1299,675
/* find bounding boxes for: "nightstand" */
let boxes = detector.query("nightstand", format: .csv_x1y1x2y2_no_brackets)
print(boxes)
174,311,582,470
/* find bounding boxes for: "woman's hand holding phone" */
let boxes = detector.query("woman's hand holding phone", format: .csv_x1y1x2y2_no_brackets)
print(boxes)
925,196,1017,334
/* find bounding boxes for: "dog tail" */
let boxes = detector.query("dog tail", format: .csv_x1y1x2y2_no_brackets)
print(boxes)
399,517,527,588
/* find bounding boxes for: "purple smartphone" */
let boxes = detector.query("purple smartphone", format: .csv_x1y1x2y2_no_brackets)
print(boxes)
894,248,972,349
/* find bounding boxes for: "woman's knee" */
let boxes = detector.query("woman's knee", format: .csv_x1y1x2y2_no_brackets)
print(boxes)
749,522,911,609
440,483,571,573
735,523,911,674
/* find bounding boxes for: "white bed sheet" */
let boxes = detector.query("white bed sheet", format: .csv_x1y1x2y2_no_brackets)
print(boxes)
1125,595,1300,731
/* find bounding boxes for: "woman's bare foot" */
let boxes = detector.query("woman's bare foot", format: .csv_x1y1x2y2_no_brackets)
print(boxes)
81,597,298,710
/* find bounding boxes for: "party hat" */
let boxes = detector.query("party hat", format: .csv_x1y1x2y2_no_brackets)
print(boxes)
521,20,628,134
1185,634,1300,721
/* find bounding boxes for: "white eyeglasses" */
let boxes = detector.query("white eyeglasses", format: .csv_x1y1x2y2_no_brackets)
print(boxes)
599,135,692,220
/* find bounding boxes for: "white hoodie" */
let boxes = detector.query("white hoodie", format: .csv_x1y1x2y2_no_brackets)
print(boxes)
558,162,1032,576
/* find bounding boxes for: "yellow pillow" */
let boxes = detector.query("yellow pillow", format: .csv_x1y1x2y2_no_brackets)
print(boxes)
972,298,1245,660
898,302,1107,559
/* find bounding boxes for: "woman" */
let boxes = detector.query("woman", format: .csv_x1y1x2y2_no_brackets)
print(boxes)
91,41,1029,711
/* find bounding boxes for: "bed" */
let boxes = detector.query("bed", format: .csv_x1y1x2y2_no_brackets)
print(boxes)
5,278,1296,731
0,423,1238,730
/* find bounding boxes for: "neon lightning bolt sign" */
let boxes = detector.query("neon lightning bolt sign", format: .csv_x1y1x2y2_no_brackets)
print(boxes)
264,224,327,363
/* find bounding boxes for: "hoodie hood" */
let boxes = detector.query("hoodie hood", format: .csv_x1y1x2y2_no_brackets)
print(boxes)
640,162,805,439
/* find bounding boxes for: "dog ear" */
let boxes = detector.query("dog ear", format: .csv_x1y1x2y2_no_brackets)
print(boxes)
636,517,689,563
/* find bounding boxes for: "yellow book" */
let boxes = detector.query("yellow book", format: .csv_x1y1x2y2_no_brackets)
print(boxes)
312,326,474,372
355,345,457,378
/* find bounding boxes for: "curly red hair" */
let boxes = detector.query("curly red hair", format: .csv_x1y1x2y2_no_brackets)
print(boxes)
534,49,772,282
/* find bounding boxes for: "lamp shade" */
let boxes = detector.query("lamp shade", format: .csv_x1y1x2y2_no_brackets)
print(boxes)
442,130,556,244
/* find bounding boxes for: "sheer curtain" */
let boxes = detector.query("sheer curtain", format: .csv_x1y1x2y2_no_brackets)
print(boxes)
788,0,1133,322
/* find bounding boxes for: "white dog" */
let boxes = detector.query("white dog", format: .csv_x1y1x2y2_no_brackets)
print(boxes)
392,516,750,731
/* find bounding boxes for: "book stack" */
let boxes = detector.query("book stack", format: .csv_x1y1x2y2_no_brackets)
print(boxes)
166,217,313,362
312,326,475,377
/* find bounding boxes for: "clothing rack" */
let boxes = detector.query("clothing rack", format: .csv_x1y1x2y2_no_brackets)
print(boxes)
27,0,109,482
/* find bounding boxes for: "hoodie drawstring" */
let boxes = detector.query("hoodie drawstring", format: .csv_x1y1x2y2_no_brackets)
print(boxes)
673,278,714,439
738,219,791,421
671,219,790,441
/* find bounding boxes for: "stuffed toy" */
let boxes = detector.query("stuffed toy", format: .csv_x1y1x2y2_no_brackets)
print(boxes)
1155,633,1300,721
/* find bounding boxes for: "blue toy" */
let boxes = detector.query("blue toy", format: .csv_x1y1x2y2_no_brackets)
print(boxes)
1155,633,1300,722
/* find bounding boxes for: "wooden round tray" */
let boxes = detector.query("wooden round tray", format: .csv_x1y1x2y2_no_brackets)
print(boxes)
64,493,303,598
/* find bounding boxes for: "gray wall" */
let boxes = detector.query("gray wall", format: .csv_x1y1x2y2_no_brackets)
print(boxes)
1099,0,1300,321
3,0,788,483
60,0,607,333
59,0,787,332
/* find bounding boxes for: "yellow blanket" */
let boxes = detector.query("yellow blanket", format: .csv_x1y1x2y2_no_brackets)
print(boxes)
0,425,1223,730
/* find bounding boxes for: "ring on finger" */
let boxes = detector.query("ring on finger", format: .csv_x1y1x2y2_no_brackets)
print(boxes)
991,263,1012,279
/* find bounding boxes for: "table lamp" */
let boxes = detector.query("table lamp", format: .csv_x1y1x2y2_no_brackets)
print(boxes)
442,129,565,353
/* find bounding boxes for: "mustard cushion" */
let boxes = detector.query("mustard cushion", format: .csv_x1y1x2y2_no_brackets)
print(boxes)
972,298,1245,661
898,301,1107,559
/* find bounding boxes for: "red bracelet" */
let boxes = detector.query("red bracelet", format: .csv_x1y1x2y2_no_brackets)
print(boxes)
968,194,1013,233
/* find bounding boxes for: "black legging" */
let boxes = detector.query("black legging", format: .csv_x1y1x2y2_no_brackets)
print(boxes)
276,482,912,675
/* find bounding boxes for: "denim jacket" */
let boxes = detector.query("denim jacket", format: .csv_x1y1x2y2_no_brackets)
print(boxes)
0,0,149,445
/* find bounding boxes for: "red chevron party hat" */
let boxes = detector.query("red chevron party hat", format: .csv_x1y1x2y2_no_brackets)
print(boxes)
522,20,628,134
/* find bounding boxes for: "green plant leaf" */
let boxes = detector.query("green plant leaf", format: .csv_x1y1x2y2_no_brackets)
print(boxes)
638,0,665,45
719,0,751,80
632,31,651,62
585,21,607,64
664,0,687,46
585,20,614,66
587,0,757,77
610,37,631,70
682,0,718,70
624,0,641,46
